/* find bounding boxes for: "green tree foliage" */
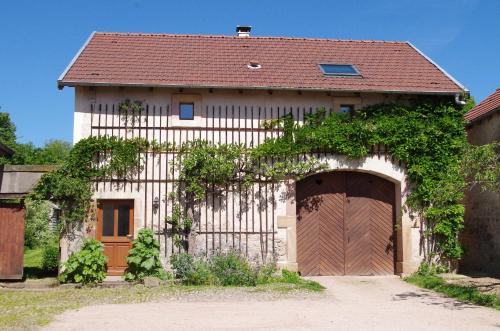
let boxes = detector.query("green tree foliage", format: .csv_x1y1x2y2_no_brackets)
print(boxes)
0,112,17,146
30,136,148,227
24,198,54,249
124,228,167,281
0,111,72,165
59,239,107,284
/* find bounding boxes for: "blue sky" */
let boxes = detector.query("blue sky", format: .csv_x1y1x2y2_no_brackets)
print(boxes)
1,0,498,146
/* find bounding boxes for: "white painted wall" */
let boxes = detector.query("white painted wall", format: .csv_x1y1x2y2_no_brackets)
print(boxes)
66,86,421,273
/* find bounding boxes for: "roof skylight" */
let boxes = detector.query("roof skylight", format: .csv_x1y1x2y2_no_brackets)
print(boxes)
319,64,360,76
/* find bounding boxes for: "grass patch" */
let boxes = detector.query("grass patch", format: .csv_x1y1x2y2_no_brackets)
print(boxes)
23,248,57,279
405,274,500,310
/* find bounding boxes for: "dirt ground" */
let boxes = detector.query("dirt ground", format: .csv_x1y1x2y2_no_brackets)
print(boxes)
44,276,500,331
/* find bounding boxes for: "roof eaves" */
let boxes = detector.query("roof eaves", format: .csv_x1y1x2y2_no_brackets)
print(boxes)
466,106,500,125
57,31,96,90
57,80,462,96
0,142,14,158
406,41,468,93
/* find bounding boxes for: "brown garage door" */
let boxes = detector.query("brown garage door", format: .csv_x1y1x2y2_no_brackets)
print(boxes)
297,172,395,276
0,204,25,279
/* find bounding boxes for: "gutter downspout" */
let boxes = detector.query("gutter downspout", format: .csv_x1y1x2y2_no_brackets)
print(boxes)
455,94,466,106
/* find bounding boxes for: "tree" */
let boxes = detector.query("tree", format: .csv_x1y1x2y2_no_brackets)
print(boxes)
0,112,17,147
0,110,72,165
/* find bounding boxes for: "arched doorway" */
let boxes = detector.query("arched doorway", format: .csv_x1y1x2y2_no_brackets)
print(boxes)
296,171,396,276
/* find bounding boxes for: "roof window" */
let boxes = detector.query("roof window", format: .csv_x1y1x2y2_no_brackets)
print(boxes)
319,64,360,76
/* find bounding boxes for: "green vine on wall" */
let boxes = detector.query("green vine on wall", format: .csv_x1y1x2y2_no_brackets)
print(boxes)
30,99,499,266
252,101,499,263
29,136,149,228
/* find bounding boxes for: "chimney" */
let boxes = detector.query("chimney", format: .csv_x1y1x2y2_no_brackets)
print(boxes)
236,26,251,37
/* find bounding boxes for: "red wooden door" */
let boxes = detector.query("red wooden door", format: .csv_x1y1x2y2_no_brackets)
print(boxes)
96,200,134,275
0,204,25,279
296,172,395,276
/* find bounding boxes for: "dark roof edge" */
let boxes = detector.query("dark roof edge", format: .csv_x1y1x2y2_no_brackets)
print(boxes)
0,142,14,157
57,80,462,95
406,42,468,93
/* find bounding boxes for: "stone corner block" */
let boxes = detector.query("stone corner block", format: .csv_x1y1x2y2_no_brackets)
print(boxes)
277,216,296,229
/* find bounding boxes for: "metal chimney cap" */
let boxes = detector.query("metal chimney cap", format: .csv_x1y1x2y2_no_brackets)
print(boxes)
236,26,252,37
236,26,252,33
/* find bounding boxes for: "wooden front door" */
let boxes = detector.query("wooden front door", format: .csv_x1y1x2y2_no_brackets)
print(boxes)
297,172,395,276
97,200,134,275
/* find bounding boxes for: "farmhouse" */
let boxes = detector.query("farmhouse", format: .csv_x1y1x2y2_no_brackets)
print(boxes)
461,88,500,275
58,27,466,276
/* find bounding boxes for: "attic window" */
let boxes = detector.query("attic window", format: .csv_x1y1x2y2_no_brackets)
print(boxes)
247,61,262,69
319,64,360,76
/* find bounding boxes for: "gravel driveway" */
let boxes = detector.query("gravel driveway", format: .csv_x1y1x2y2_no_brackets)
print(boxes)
45,276,500,331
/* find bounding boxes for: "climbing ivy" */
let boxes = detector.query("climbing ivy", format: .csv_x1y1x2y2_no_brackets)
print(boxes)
29,136,149,228
251,101,497,263
30,99,498,266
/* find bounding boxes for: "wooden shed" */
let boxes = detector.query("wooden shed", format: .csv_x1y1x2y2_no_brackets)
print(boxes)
0,164,57,280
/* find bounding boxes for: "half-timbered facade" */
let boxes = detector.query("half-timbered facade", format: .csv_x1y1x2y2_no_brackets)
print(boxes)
58,28,466,275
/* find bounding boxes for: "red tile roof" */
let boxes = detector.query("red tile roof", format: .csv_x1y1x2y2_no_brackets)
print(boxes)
465,88,500,122
58,32,465,94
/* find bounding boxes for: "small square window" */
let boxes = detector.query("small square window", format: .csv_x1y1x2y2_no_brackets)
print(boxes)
339,104,354,114
179,103,194,120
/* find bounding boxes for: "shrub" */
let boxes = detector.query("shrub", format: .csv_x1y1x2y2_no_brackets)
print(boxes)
42,243,59,272
209,250,257,286
170,253,216,285
124,229,167,282
280,269,301,284
256,262,277,284
24,198,53,249
59,239,107,284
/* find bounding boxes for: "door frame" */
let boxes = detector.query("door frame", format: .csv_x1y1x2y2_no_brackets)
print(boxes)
96,199,135,275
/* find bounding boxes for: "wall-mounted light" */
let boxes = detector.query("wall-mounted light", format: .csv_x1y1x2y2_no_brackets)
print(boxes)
153,196,160,214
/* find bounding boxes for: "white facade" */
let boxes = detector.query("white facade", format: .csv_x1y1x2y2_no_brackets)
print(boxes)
65,85,422,273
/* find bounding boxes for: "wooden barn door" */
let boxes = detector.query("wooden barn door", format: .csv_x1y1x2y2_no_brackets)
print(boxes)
97,200,134,276
344,173,395,275
297,172,395,276
0,204,25,279
297,173,346,276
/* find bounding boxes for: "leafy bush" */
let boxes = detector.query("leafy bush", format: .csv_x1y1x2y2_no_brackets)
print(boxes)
124,229,167,282
209,250,257,286
59,239,107,284
24,198,54,249
256,262,277,284
170,253,216,285
42,243,59,272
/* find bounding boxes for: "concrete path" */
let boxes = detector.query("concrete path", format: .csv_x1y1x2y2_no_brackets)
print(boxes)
45,276,500,331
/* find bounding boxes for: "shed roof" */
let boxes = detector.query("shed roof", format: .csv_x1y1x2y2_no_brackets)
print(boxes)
465,88,500,122
58,32,465,95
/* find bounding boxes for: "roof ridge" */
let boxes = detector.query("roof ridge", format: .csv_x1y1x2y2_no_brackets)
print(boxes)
93,31,408,44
